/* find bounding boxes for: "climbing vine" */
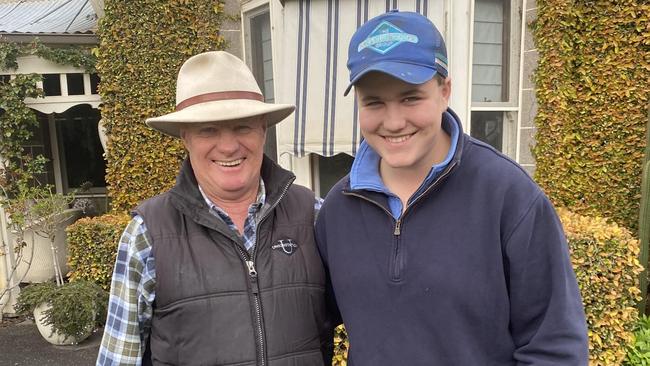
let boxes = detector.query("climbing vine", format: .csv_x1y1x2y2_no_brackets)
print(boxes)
532,0,650,232
97,0,226,212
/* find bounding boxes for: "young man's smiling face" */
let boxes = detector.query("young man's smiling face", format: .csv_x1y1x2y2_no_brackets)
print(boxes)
355,72,451,176
180,116,266,202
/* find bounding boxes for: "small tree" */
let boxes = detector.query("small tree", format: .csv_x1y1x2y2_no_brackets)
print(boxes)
0,73,44,315
0,72,75,314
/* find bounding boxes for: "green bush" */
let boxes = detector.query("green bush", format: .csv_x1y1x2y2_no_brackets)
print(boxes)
97,0,226,212
66,213,131,290
625,315,650,365
559,207,643,365
532,1,650,233
15,280,108,341
333,325,348,366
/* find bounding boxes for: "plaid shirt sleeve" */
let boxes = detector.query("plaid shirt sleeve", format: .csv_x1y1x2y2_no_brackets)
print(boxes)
96,215,156,366
314,196,323,223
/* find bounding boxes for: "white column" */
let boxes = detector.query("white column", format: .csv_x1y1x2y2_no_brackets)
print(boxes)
0,206,19,318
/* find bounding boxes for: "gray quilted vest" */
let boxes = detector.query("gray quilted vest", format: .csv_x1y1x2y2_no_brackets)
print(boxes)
134,157,329,366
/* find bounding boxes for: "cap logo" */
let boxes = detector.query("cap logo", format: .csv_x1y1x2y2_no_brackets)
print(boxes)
357,21,418,55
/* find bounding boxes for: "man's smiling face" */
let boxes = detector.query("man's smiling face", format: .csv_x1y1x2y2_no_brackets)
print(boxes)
355,72,451,175
181,116,267,202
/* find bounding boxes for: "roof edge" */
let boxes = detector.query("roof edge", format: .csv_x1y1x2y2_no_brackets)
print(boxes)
0,33,98,45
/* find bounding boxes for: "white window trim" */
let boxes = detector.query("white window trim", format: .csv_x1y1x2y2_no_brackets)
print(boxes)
241,0,271,71
467,0,523,159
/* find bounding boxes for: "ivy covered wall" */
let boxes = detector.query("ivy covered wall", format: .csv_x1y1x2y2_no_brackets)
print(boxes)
97,0,226,212
532,0,649,232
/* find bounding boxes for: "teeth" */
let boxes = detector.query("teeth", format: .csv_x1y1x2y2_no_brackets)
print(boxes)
216,159,243,167
385,134,411,143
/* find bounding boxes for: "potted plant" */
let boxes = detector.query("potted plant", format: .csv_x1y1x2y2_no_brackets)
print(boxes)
0,73,81,317
14,279,108,345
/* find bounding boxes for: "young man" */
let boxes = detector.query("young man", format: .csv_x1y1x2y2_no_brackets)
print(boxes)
97,51,332,366
315,10,589,365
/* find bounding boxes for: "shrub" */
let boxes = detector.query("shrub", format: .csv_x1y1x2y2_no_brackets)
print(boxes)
559,207,644,365
97,0,226,212
532,1,650,232
625,315,650,365
15,280,108,341
66,213,131,290
333,325,348,366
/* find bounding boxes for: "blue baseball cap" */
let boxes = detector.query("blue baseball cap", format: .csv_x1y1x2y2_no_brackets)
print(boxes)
344,10,448,96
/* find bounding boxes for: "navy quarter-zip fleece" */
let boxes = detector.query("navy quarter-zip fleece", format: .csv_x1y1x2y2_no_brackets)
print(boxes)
315,108,588,365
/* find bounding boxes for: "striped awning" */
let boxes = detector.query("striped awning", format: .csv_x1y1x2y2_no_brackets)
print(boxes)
272,0,445,157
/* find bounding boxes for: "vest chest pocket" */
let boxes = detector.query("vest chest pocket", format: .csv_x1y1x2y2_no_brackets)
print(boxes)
257,224,326,288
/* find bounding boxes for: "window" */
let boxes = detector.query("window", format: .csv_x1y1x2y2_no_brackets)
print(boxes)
66,73,85,95
311,154,354,197
24,112,56,187
470,0,520,157
42,74,62,96
472,0,508,103
245,6,278,161
32,105,106,195
90,74,100,94
471,111,504,151
53,105,106,193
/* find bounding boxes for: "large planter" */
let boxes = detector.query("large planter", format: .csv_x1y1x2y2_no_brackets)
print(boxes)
11,208,83,283
33,302,93,345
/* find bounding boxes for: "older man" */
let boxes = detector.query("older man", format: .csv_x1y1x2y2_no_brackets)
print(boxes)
97,51,332,366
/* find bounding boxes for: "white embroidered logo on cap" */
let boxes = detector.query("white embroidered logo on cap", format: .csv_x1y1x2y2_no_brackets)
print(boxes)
357,21,419,54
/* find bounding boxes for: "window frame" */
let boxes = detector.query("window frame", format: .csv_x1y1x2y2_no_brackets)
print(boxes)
242,1,279,161
468,0,522,158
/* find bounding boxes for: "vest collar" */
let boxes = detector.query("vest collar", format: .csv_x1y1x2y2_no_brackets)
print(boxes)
169,155,295,238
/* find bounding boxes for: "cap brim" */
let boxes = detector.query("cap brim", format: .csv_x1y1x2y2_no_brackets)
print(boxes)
145,99,295,138
343,61,438,96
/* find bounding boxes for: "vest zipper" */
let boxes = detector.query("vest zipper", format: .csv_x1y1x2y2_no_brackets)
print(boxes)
238,179,293,366
233,246,265,366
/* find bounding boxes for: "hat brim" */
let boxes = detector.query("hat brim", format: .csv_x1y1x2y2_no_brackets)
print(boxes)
146,99,296,138
343,61,438,96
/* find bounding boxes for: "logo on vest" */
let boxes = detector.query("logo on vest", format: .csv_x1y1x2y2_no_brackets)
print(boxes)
272,239,298,255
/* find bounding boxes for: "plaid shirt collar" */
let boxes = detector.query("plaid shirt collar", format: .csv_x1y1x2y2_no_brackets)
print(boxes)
198,179,266,250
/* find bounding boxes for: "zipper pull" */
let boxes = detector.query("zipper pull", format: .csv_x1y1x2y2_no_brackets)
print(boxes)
394,220,401,236
246,260,258,277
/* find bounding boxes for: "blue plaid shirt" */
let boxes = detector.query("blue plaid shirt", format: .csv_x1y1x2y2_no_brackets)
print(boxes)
97,180,322,365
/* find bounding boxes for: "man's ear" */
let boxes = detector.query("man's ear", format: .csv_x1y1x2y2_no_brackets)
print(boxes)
441,77,452,103
179,128,189,147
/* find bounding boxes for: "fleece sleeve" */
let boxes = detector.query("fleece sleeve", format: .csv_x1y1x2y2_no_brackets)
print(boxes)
504,193,589,365
314,205,343,360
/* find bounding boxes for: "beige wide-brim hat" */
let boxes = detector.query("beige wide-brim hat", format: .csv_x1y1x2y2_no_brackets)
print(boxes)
146,51,295,138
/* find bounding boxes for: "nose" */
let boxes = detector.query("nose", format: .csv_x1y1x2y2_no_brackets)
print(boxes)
382,104,407,131
215,129,240,154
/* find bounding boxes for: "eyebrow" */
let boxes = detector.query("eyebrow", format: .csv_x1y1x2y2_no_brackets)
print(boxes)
359,88,424,102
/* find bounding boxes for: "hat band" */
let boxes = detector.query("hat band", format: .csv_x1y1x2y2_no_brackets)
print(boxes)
176,91,264,111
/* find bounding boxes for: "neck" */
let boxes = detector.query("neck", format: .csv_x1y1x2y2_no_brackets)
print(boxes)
380,163,429,206
204,185,259,235
204,183,259,216
380,131,451,207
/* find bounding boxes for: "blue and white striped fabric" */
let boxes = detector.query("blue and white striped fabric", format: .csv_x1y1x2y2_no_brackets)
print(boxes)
273,0,445,158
